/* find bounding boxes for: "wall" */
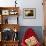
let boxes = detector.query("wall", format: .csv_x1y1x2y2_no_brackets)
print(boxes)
0,0,15,7
0,0,44,45
0,0,44,26
18,0,44,26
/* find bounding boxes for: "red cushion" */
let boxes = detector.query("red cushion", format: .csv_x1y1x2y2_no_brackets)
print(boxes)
21,28,41,46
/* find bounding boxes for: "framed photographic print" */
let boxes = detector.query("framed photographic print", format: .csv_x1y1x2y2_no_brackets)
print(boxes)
23,8,36,19
2,10,9,15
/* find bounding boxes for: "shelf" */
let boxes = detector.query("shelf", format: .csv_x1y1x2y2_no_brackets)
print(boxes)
2,40,19,43
0,7,19,24
0,7,19,16
0,7,19,46
0,40,19,46
0,24,20,32
2,41,19,46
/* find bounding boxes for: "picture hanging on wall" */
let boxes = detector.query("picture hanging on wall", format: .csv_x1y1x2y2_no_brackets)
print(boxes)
23,8,36,19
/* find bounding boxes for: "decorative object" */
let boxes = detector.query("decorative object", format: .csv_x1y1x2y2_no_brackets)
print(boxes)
2,10,9,15
0,10,2,15
23,8,36,19
9,10,18,15
9,10,15,15
1,28,13,41
5,18,8,24
2,16,8,24
13,32,18,41
14,28,17,32
15,0,17,7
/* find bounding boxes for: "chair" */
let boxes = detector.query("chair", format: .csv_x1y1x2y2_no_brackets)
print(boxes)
21,28,41,46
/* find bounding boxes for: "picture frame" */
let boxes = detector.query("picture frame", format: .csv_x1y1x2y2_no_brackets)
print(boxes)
23,8,36,19
2,10,9,15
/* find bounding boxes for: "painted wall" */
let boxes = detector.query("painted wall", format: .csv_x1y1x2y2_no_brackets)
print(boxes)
0,0,15,7
0,0,44,26
18,0,44,26
0,0,44,44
